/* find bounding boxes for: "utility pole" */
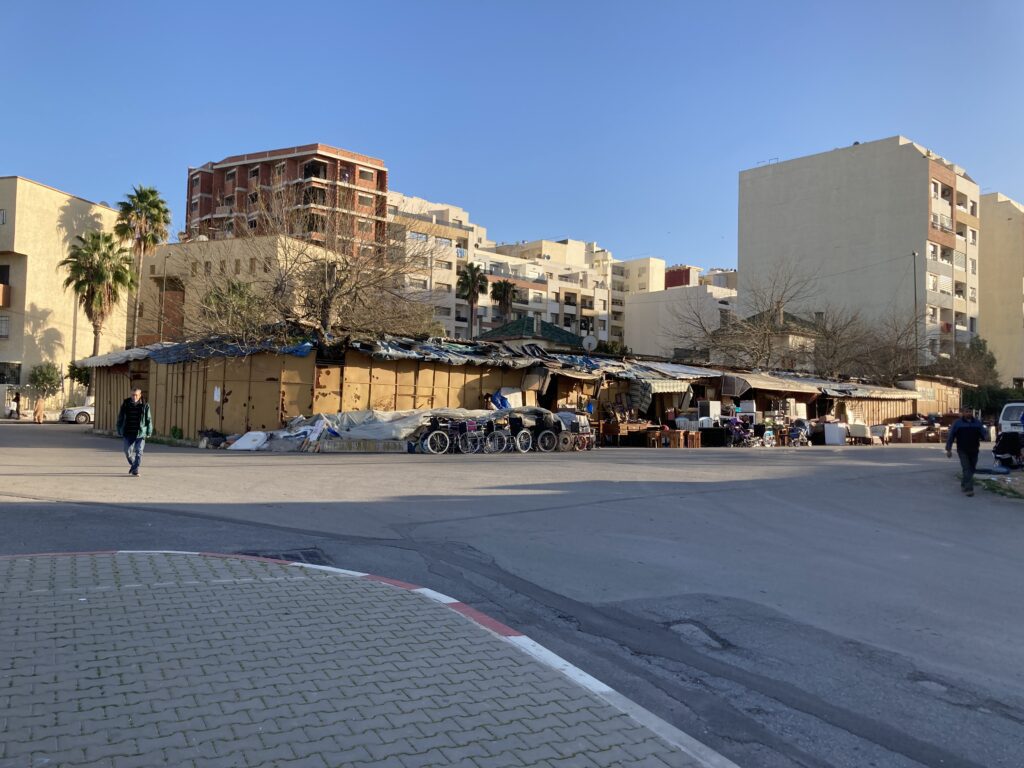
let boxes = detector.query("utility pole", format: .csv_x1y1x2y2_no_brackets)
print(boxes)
912,250,919,373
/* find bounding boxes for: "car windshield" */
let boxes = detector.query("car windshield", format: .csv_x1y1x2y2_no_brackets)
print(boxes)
1001,405,1024,423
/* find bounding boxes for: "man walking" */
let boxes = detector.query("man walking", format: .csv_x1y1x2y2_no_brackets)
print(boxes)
945,407,987,496
116,388,153,477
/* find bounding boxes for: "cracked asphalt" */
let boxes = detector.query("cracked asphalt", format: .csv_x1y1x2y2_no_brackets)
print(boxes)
3,423,1023,767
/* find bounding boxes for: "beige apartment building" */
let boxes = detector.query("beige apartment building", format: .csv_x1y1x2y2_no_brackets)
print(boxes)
0,177,123,392
624,284,737,358
979,192,1024,387
389,193,666,344
739,136,981,361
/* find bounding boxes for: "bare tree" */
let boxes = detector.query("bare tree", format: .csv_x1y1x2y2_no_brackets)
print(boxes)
174,183,446,346
810,304,873,380
667,258,819,369
856,309,926,386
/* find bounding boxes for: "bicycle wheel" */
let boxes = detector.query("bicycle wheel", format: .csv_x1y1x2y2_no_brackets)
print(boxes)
514,430,532,454
424,430,451,455
484,430,509,454
535,430,557,453
557,432,574,452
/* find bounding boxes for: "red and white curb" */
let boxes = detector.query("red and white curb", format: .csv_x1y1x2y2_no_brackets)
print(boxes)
2,550,739,768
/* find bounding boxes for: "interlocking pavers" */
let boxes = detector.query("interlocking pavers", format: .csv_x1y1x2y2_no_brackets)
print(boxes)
0,552,721,767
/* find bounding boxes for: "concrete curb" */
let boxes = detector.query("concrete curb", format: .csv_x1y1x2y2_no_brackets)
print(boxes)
0,549,741,768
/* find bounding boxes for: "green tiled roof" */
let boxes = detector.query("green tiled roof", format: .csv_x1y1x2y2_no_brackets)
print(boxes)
477,317,584,348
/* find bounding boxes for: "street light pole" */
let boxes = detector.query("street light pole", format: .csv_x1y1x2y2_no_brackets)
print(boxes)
912,250,919,373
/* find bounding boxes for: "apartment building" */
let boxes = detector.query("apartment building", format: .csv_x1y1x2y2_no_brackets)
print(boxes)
979,192,1024,387
624,284,737,358
0,177,123,388
699,268,738,290
665,265,702,287
739,136,981,361
185,144,388,250
389,193,667,344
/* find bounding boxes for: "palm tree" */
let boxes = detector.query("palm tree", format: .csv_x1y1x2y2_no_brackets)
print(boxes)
490,279,517,325
115,186,171,348
59,232,136,395
456,263,488,338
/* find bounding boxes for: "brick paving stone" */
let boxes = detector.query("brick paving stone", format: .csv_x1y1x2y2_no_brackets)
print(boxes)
0,553,707,768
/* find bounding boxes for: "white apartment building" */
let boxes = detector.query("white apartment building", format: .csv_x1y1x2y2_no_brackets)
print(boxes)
979,192,1024,387
739,136,980,361
624,284,737,359
389,193,666,344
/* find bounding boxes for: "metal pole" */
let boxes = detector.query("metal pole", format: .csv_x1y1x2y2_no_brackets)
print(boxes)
912,250,919,372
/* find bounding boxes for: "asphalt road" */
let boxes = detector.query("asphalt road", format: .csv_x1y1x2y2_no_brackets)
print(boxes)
2,422,1023,768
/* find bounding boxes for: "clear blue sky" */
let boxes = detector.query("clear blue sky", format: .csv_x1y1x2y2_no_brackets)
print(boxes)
5,1,1022,269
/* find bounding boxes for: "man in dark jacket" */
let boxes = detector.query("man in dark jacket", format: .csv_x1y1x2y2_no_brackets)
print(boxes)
945,407,987,496
116,388,153,477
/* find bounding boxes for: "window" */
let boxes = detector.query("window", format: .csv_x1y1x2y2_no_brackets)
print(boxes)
234,260,241,276
638,267,646,276
357,193,374,207
927,305,939,323
638,283,647,291
222,194,233,207
249,167,260,179
273,162,286,181
435,260,453,271
358,169,374,182
434,306,452,317
248,218,257,230
928,243,938,260
190,201,198,212
263,258,272,274
436,237,452,248
970,229,977,245
138,303,144,319
926,273,938,292
248,192,258,204
597,319,607,331
0,266,10,284
204,261,212,276
970,258,977,275
190,262,198,277
969,286,977,302
0,209,5,225
409,278,428,290
219,261,226,274
969,317,977,333
931,180,939,198
436,282,452,293
192,176,200,189
408,231,428,242
149,265,156,276
357,219,373,233
249,258,256,274
970,200,977,216
360,245,375,258
600,299,607,310
0,315,8,338
225,170,236,183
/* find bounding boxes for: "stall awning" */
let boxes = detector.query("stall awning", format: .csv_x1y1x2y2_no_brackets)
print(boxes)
638,377,693,394
723,372,822,396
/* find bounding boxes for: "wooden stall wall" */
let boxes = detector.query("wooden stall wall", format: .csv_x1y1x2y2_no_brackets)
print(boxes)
841,398,915,426
339,352,534,412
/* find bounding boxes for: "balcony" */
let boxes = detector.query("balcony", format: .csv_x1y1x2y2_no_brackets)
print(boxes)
953,250,967,271
930,213,954,233
0,284,10,308
215,205,234,216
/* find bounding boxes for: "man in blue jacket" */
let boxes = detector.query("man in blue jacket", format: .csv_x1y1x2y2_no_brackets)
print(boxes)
116,388,153,477
945,407,987,496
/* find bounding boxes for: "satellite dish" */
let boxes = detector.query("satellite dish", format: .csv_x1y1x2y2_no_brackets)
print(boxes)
582,335,598,352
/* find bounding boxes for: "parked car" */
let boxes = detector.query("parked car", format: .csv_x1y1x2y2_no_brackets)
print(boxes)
998,402,1024,434
60,405,94,424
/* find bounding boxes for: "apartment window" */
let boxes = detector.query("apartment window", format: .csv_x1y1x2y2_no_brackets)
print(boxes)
0,313,9,338
248,192,258,205
138,303,144,319
357,219,373,233
248,218,257,230
927,243,938,260
204,261,212,276
360,245,375,258
969,317,977,333
273,162,286,181
219,261,226,275
639,283,647,291
192,176,200,189
563,316,572,328
436,237,452,248
224,221,234,235
434,306,452,317
225,170,236,184
357,193,374,207
408,231,428,242
969,229,977,245
970,200,978,216
409,278,428,290
263,258,272,274
387,205,398,215
222,194,233,207
249,258,256,274
638,267,646,276
233,259,241,276
927,305,939,323
190,201,198,212
926,273,938,292
970,258,977,275
249,167,260,179
0,209,5,225
600,299,607,310
149,264,156,276
969,286,977,302
190,262,198,277
358,169,374,182
436,282,452,293
931,181,939,198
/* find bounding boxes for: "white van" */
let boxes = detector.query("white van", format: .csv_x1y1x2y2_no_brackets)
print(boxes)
998,402,1024,433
